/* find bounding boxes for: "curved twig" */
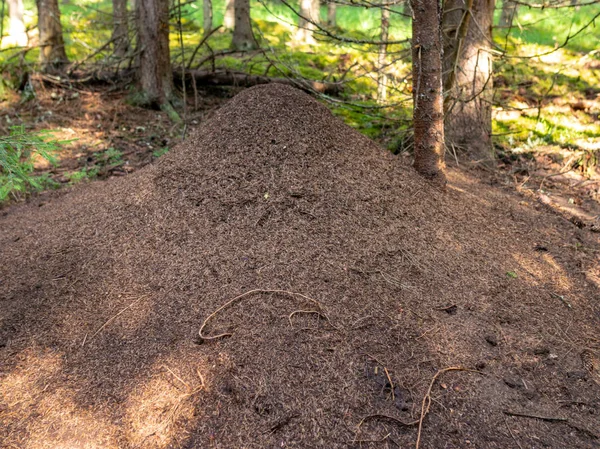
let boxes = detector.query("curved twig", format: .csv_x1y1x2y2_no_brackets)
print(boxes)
199,289,325,341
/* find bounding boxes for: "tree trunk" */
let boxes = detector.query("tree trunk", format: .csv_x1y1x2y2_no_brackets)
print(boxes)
112,0,129,57
6,0,28,47
410,0,446,184
36,0,69,72
224,0,235,29
231,0,257,50
499,0,517,28
203,0,213,34
377,3,389,103
136,0,174,108
443,0,494,165
327,1,336,26
296,0,320,44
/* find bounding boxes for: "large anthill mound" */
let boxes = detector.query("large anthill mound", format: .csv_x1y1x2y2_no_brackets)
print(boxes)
1,85,600,449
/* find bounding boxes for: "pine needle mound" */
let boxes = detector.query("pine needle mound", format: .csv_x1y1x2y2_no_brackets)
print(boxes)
1,84,599,448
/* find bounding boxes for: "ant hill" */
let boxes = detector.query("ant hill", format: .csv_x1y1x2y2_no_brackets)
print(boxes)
1,84,599,448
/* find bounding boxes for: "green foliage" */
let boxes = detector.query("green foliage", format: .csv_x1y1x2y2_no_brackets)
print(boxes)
0,126,63,201
153,147,170,158
64,166,100,184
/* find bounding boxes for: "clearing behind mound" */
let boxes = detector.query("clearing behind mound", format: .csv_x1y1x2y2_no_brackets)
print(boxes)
1,84,600,449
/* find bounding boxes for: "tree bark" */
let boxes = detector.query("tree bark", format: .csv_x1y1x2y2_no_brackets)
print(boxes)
224,0,235,29
36,0,69,71
442,0,494,165
231,0,257,50
327,1,336,26
296,0,320,44
112,0,129,57
377,3,389,103
410,0,446,184
203,0,213,34
6,0,28,47
136,0,174,108
499,0,517,28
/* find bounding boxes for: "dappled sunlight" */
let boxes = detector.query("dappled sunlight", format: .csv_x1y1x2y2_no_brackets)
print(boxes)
125,361,208,448
0,347,119,449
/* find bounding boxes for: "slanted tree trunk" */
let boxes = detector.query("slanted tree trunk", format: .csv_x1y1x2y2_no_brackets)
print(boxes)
203,0,213,34
443,0,494,165
327,1,336,26
36,0,69,71
6,0,28,47
296,0,320,44
136,0,176,113
231,0,257,50
499,0,517,27
377,3,389,103
410,0,446,184
224,0,235,29
112,0,129,57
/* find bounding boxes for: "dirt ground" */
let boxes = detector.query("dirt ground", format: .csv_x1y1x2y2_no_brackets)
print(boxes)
1,84,600,449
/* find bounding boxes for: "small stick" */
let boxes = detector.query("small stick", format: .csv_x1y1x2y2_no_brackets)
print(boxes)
163,365,191,390
551,292,572,309
85,295,149,345
433,304,456,312
503,410,568,422
288,310,325,328
504,415,524,449
365,353,396,402
355,413,418,442
416,367,482,449
199,289,324,341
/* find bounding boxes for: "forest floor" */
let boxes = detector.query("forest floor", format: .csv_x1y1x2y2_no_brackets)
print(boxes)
1,84,600,449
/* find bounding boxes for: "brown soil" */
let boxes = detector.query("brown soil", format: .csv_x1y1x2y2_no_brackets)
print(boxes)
1,84,600,449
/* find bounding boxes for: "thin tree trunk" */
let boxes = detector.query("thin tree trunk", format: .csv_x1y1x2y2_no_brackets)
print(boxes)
7,0,27,47
36,0,69,71
231,0,257,50
203,0,213,34
443,0,494,164
499,0,517,27
112,0,129,57
296,0,320,44
410,0,446,184
327,1,336,26
377,3,389,103
224,0,235,29
136,0,174,109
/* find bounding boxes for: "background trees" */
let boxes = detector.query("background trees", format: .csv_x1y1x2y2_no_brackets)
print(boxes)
232,0,257,50
35,0,68,71
410,0,446,183
111,0,129,57
1,0,599,196
442,0,495,165
135,0,174,111
6,0,28,47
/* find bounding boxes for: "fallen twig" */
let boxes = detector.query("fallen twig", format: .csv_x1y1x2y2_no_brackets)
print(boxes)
503,410,567,422
354,413,418,443
199,289,330,341
85,294,150,345
288,309,336,330
503,415,524,449
416,367,482,449
365,353,396,402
